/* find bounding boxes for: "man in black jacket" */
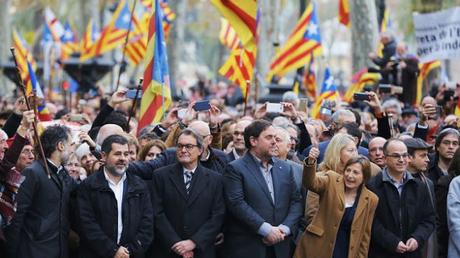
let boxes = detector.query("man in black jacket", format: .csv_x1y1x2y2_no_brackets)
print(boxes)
368,139,435,258
77,134,153,258
150,129,225,258
6,125,78,258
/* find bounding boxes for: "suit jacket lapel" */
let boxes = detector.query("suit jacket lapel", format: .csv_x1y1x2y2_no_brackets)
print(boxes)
169,163,188,200
352,187,370,225
272,161,282,206
243,154,274,206
187,165,209,206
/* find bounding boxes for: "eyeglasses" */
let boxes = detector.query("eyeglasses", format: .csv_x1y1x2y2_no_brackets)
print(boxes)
386,153,409,159
290,136,298,143
177,144,199,151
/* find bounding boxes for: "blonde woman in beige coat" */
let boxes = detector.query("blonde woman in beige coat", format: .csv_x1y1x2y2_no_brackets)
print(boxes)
294,147,379,258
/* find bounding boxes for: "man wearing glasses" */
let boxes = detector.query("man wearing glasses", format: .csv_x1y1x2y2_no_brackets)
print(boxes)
367,139,435,258
150,129,225,258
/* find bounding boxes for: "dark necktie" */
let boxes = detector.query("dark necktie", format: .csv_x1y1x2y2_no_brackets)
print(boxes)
184,171,193,195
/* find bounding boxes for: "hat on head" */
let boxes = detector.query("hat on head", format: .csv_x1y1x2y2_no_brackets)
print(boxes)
403,138,432,150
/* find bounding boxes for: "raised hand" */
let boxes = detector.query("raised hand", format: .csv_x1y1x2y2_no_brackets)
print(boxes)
109,90,129,107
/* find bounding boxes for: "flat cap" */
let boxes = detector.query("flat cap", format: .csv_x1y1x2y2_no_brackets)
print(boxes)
403,137,432,150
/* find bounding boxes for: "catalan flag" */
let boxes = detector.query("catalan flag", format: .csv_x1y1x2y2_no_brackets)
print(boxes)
310,68,338,118
338,0,350,27
44,7,65,42
139,0,172,133
267,3,322,81
219,18,242,50
27,61,51,121
303,54,317,98
80,20,100,60
416,61,441,105
140,0,175,41
81,0,134,61
219,48,256,98
12,30,36,95
60,22,79,60
343,68,381,102
211,0,258,52
123,13,148,66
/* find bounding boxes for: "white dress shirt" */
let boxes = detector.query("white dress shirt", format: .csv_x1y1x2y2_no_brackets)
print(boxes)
104,169,127,244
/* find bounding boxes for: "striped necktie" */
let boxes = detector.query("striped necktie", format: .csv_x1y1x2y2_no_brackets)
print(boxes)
184,171,193,195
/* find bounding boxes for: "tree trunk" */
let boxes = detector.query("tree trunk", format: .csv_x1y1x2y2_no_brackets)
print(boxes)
79,0,101,32
168,0,187,98
350,0,379,74
0,0,12,96
256,0,278,93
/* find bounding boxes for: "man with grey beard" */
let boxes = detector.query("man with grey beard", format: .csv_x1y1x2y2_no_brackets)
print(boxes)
77,134,153,258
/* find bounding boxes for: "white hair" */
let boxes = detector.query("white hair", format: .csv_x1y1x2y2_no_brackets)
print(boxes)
0,129,7,140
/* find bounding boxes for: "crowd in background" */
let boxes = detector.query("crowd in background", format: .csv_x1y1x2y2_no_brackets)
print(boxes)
0,34,460,258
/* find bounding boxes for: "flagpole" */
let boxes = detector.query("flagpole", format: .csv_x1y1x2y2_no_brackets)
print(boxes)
127,77,143,132
115,0,138,91
10,48,51,178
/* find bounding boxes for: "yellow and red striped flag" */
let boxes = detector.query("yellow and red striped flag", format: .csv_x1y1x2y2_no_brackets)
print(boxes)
81,0,137,61
416,61,441,105
211,0,258,52
219,48,256,98
140,0,175,41
12,30,36,96
80,20,100,60
139,0,172,133
123,13,148,65
219,18,242,50
338,0,350,27
267,3,322,81
343,68,381,103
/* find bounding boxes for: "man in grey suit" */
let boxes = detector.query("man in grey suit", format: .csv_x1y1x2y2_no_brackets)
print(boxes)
223,120,303,258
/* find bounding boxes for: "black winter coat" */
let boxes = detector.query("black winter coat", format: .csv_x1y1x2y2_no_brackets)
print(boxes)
367,172,436,258
5,160,77,258
77,169,153,258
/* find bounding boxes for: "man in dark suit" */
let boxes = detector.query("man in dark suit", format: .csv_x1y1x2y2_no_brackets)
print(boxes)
223,120,302,258
6,125,78,258
77,135,153,258
151,129,225,258
227,119,252,162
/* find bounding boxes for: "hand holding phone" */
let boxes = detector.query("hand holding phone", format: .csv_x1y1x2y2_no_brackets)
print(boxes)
353,93,370,101
126,89,142,99
193,100,211,112
266,103,283,113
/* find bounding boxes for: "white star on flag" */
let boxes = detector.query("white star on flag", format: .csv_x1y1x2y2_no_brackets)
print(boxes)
307,23,318,35
64,30,73,40
122,14,130,24
325,76,334,89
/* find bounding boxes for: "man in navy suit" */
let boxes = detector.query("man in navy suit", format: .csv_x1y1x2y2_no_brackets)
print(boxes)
223,120,302,258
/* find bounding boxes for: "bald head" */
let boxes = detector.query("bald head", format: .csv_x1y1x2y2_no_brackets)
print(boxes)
188,120,212,149
96,124,124,146
421,96,436,107
188,121,211,137
369,137,387,167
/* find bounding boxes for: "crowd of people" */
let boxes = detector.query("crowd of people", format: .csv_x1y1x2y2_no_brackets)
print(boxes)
0,37,459,256
0,77,458,258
